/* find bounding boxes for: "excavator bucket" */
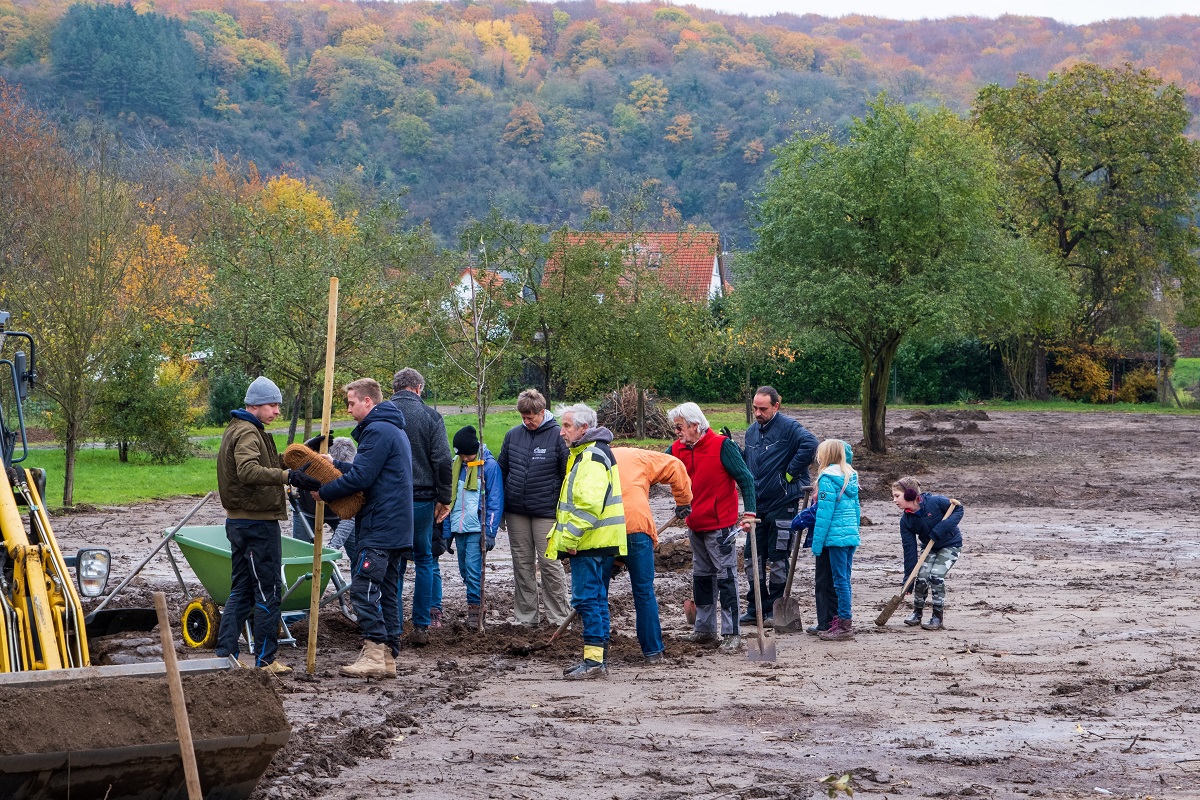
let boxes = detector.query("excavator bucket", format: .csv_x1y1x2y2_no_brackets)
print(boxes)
0,659,290,800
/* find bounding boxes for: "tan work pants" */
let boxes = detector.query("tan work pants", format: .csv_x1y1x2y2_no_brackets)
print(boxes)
505,513,572,626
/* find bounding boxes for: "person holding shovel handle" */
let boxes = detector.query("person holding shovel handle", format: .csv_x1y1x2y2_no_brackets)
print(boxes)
891,477,963,631
546,403,627,680
443,426,504,630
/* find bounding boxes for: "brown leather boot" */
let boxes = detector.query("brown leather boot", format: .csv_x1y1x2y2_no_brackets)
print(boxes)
466,604,480,629
341,641,389,678
383,647,397,678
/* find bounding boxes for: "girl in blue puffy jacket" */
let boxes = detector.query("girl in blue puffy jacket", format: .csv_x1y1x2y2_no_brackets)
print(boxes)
811,439,861,641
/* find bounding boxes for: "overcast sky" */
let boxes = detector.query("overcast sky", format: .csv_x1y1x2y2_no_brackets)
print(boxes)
664,0,1197,26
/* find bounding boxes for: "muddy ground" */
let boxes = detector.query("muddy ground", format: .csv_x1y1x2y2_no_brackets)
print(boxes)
51,408,1200,799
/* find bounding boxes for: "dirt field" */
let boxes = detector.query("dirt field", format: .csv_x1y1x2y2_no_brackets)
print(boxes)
54,407,1200,800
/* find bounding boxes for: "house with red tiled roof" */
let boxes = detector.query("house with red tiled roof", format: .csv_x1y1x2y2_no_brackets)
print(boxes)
548,230,727,303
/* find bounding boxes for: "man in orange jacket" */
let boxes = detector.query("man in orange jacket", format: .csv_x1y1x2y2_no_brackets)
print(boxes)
609,447,692,664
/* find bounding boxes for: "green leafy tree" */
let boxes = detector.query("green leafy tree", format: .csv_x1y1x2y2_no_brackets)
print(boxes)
748,98,1042,453
93,344,194,464
975,63,1200,343
202,175,404,441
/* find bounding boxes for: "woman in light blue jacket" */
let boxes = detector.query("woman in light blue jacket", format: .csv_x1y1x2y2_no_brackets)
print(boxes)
811,439,860,641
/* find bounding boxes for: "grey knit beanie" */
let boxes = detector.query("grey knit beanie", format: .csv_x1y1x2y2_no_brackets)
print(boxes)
244,376,283,406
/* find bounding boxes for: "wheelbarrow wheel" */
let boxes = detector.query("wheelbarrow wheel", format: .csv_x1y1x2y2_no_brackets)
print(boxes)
182,597,220,649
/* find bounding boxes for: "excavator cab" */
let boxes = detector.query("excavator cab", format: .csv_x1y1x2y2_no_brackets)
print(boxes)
0,313,290,799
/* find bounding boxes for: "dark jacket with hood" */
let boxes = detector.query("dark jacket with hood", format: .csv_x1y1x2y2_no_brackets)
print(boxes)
389,390,453,505
497,411,569,518
320,400,414,551
217,409,287,521
900,493,964,581
743,412,819,513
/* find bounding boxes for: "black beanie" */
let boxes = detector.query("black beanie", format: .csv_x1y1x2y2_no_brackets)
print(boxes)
453,425,480,456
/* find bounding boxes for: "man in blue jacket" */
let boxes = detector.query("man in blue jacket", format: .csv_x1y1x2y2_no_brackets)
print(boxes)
318,378,414,679
741,386,819,624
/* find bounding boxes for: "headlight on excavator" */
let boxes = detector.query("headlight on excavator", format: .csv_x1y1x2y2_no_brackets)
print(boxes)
75,548,111,597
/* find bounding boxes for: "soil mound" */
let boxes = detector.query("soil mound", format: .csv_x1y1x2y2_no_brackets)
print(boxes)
0,669,288,755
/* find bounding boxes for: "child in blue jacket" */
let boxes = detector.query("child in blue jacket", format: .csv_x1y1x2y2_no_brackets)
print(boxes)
443,426,504,629
891,476,962,631
811,439,860,641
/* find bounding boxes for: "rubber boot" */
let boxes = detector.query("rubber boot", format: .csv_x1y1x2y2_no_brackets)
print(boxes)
922,607,944,631
466,604,480,629
430,608,443,629
681,630,719,644
904,605,925,627
820,618,855,641
817,617,841,640
718,634,743,653
341,641,389,678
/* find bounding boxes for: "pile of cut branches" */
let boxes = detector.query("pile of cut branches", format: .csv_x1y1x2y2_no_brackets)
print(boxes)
596,385,673,439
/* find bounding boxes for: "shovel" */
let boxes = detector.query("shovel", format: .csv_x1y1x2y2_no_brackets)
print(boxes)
506,609,579,656
875,500,960,626
772,522,804,633
745,519,776,662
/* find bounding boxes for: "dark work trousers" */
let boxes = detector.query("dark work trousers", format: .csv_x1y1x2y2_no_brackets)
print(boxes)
812,548,837,632
744,503,797,613
351,546,405,656
216,519,283,667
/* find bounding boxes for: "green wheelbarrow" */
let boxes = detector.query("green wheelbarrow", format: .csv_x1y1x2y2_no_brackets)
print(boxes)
170,525,353,650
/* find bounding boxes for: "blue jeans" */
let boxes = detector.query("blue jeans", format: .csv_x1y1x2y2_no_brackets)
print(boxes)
605,532,662,656
570,555,610,648
454,532,483,606
216,520,282,667
826,545,856,621
432,557,442,611
398,500,436,628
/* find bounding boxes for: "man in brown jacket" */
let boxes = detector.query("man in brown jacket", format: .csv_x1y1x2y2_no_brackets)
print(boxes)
214,376,320,674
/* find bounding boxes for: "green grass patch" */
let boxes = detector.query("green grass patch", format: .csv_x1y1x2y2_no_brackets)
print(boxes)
29,447,218,508
1172,358,1200,393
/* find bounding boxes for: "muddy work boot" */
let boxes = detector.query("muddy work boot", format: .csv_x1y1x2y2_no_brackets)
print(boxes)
563,659,608,680
409,625,429,647
643,652,664,665
717,634,743,654
904,606,925,627
680,630,720,645
383,648,397,678
819,618,855,641
466,604,480,629
922,608,944,631
341,641,390,678
259,660,292,675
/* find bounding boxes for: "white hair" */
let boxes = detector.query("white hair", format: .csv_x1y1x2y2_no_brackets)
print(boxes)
556,403,596,429
328,436,358,462
667,402,709,433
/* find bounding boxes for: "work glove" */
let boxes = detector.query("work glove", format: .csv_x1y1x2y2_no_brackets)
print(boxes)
432,530,447,558
287,464,322,492
485,535,496,552
674,504,692,521
303,434,327,451
719,426,733,439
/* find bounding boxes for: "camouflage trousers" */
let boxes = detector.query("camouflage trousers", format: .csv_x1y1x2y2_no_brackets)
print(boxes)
913,546,960,610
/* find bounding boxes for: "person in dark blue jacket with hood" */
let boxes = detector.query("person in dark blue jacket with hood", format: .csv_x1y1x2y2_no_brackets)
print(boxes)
318,378,414,678
891,476,963,631
741,386,819,623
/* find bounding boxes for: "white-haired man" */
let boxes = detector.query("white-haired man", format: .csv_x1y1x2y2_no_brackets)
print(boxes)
667,402,757,653
545,403,627,679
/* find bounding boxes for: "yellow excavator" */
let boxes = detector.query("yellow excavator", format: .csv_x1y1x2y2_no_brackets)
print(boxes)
0,312,289,799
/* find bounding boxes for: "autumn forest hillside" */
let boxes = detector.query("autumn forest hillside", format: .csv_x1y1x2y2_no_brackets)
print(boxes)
2,0,1200,243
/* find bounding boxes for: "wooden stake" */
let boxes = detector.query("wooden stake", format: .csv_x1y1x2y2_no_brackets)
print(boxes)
153,591,202,800
307,276,339,674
